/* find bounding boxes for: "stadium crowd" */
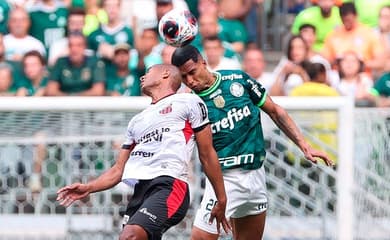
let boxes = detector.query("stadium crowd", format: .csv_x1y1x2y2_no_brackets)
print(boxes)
0,0,390,193
0,0,388,106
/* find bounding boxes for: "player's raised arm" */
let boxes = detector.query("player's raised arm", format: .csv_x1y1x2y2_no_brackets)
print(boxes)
261,96,334,166
57,144,135,207
194,125,231,234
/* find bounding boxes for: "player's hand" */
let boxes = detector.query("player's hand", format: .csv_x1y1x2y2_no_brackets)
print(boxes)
56,183,90,207
208,201,231,234
304,147,334,167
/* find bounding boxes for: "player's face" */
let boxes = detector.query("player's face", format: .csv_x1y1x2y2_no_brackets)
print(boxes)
140,66,160,95
178,58,210,93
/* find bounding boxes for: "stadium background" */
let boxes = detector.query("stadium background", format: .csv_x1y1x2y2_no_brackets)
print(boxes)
0,0,389,239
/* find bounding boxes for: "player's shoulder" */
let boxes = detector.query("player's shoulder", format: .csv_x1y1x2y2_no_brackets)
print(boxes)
216,70,251,86
171,92,203,103
217,69,247,81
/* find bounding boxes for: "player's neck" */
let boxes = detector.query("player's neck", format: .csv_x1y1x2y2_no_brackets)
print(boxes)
205,72,217,88
150,90,176,104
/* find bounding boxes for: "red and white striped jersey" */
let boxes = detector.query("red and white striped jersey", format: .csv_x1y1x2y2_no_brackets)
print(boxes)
122,93,209,185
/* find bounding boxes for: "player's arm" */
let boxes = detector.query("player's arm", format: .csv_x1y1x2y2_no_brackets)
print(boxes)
194,125,230,234
260,96,334,166
57,144,135,207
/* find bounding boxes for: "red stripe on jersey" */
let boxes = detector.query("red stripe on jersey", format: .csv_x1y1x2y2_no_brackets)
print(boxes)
182,120,193,143
166,179,187,218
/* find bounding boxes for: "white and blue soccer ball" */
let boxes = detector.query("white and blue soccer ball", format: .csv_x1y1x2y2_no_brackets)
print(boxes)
158,9,198,47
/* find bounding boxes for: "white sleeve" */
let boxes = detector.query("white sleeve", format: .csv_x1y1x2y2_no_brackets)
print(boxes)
123,119,135,147
187,94,210,132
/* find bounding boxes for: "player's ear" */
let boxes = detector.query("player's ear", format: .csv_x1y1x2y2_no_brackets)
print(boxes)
162,69,170,79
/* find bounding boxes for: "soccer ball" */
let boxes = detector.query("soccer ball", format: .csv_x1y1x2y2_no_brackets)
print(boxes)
158,9,198,47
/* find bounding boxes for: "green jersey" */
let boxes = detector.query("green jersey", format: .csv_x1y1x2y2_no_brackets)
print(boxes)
105,63,141,96
29,2,68,48
0,0,10,34
87,24,134,51
197,70,267,171
18,76,48,96
49,56,105,94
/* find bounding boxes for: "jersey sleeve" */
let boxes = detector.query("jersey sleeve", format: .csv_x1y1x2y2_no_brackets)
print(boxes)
122,118,135,148
186,94,210,132
242,72,267,107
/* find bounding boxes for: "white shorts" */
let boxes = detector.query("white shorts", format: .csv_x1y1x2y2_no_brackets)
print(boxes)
193,166,268,234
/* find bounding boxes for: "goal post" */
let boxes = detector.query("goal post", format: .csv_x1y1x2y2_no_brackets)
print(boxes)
1,96,389,240
272,97,354,240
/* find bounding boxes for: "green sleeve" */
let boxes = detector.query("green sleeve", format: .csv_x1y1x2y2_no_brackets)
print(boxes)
241,71,267,106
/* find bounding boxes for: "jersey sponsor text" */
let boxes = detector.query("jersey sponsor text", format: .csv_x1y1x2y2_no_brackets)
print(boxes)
211,106,251,133
219,153,255,168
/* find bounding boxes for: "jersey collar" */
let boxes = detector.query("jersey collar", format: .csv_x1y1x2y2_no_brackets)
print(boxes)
197,72,221,97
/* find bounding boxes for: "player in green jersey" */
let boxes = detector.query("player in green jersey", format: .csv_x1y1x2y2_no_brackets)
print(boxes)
172,45,334,240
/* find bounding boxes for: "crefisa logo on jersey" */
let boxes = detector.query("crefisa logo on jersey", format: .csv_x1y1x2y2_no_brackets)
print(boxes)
213,95,225,108
230,82,244,97
159,104,172,114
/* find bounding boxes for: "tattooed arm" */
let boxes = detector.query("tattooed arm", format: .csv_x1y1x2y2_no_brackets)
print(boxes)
261,96,333,166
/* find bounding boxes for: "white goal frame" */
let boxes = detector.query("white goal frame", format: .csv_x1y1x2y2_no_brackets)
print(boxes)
0,96,354,240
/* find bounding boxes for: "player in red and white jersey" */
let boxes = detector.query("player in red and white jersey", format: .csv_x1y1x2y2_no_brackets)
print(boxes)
57,64,230,240
121,90,209,185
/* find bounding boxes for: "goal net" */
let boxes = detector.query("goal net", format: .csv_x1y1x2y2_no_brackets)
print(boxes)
0,96,389,240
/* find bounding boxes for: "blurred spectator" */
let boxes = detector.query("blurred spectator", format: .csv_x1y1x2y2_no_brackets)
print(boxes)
45,32,105,96
83,0,108,36
0,63,15,96
242,47,274,91
0,33,24,89
289,61,338,164
291,0,341,52
192,13,242,61
130,27,162,74
311,0,343,6
321,2,386,73
336,51,374,105
87,0,134,61
217,0,252,21
290,62,339,96
270,35,310,96
288,0,306,14
28,0,68,50
244,0,261,47
156,0,174,21
105,43,141,96
371,71,390,107
4,7,46,62
0,0,10,34
16,51,47,96
161,44,176,64
355,0,390,27
196,0,247,54
202,35,241,71
298,23,340,87
48,8,92,66
375,5,390,73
